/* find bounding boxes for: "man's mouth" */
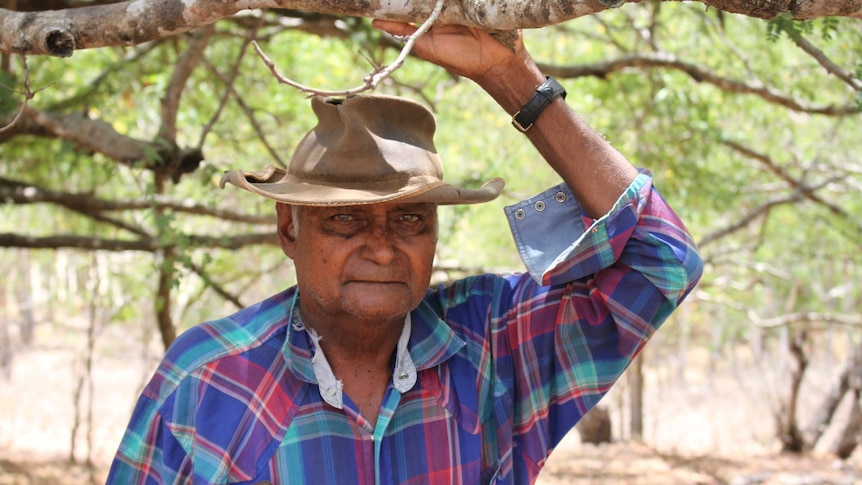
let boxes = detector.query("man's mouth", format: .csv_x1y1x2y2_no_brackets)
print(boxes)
346,279,405,286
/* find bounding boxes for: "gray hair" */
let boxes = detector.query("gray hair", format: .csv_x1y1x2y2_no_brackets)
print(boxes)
289,205,301,237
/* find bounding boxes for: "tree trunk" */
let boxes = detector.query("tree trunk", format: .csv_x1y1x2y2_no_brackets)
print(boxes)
830,391,862,459
578,405,612,444
0,318,11,380
155,249,177,351
154,173,177,351
628,354,644,441
674,303,689,386
803,344,862,449
778,329,808,453
17,263,34,347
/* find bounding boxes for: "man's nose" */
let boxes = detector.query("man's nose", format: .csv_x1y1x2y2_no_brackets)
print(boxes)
361,222,397,264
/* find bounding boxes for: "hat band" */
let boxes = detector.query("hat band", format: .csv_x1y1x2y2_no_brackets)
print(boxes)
279,173,442,192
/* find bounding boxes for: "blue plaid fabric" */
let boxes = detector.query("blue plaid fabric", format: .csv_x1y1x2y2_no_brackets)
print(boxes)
108,174,702,484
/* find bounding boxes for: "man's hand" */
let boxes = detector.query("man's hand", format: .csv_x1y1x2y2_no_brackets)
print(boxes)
372,20,525,84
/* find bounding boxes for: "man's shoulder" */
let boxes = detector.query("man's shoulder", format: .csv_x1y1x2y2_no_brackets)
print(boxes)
424,272,530,308
423,272,533,328
143,287,297,402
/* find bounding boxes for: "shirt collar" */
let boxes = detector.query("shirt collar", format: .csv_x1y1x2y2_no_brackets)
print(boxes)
281,291,465,408
302,314,414,409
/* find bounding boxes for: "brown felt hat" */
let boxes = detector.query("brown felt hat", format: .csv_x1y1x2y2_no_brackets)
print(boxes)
219,95,505,206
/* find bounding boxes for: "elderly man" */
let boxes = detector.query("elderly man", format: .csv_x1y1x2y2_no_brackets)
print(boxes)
108,21,702,484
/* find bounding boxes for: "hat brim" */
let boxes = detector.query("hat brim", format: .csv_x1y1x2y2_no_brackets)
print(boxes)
220,167,505,206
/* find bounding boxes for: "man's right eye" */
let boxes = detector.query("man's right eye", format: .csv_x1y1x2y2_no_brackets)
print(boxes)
324,213,366,236
332,213,356,223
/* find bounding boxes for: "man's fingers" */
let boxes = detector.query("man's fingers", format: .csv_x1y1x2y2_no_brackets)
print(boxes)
371,19,418,37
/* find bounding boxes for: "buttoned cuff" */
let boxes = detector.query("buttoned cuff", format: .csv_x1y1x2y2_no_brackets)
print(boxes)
504,173,650,285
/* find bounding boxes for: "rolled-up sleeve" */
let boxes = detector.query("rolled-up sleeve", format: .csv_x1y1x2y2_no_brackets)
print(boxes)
505,171,702,305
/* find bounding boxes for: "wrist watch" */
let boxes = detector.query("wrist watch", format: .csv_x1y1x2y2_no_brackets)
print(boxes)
511,76,567,133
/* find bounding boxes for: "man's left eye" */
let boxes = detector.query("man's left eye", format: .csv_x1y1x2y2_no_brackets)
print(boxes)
399,214,421,223
391,214,426,235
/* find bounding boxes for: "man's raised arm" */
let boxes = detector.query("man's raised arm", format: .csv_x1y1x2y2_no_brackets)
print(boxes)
372,21,638,218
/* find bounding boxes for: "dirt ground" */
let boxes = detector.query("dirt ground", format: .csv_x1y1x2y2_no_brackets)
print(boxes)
2,323,861,485
3,441,860,485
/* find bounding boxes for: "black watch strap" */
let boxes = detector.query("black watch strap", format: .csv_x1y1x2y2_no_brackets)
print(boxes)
511,76,567,133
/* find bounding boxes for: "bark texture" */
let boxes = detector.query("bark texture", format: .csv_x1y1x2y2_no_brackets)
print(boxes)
1,0,861,56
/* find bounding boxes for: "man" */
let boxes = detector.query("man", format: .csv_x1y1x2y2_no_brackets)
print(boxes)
108,21,702,484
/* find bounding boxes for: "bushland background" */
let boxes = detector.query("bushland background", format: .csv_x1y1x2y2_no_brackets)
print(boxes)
1,2,861,483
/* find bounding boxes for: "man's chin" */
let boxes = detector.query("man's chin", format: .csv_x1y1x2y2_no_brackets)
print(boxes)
343,287,418,320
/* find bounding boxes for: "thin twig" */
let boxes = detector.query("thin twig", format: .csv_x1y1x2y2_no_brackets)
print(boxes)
790,33,862,91
0,55,36,133
749,310,862,329
722,139,862,235
253,0,445,97
184,259,244,309
198,14,265,149
202,57,287,167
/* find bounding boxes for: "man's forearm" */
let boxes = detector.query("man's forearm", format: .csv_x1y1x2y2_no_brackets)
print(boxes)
474,53,639,219
371,20,640,218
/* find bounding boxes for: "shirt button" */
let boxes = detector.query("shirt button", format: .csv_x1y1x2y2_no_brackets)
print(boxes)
555,191,567,203
327,388,337,396
515,208,526,220
535,201,545,212
398,371,410,380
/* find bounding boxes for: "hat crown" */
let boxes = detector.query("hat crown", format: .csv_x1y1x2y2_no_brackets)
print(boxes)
288,96,443,188
219,94,504,206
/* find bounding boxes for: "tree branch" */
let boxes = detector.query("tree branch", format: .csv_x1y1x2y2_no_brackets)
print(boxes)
0,176,275,224
6,105,205,181
184,259,245,309
159,26,213,142
0,232,278,251
749,311,862,328
539,52,860,116
45,42,160,112
721,140,862,235
200,57,287,168
0,54,39,133
198,17,263,149
253,0,445,97
788,32,862,91
19,105,150,158
697,174,842,248
698,192,802,248
2,0,861,56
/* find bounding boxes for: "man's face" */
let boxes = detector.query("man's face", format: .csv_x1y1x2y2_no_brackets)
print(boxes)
276,201,438,327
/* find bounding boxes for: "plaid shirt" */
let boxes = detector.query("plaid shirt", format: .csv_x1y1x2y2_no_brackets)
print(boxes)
108,174,702,484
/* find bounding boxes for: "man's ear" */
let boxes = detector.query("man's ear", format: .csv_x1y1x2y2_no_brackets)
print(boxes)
275,203,296,259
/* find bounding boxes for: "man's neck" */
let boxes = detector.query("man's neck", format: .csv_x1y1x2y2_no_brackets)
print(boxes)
299,308,405,369
299,308,407,427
